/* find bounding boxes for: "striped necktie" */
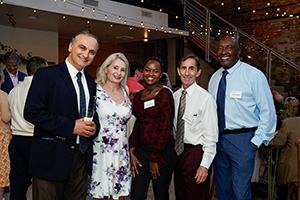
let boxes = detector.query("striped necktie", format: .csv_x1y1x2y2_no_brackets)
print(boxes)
174,90,187,156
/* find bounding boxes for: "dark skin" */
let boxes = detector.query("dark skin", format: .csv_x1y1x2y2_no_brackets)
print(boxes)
129,60,163,180
218,36,258,150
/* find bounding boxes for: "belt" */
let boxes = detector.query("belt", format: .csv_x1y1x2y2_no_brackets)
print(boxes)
184,143,202,148
222,127,257,134
13,135,33,140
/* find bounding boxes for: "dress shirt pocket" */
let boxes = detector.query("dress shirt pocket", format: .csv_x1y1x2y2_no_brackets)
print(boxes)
185,111,201,132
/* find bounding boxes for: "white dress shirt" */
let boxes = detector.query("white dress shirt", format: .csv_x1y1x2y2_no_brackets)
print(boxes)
173,82,218,169
65,58,90,144
8,76,34,136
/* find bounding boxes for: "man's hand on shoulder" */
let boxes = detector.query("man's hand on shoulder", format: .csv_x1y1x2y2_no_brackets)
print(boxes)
195,166,208,184
73,118,96,137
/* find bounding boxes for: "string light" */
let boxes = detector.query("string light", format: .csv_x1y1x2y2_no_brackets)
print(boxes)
238,6,240,10
253,10,255,13
50,0,188,40
130,27,132,30
221,2,224,6
0,0,3,5
267,1,270,6
277,8,280,11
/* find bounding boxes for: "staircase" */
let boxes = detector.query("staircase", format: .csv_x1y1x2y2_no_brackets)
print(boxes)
183,0,300,97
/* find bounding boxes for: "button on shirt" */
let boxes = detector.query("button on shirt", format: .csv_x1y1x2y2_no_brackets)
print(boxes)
173,82,218,169
208,60,276,147
7,70,19,86
65,58,90,144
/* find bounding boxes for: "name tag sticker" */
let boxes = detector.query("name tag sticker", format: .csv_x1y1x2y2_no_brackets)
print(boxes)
183,113,193,125
144,99,155,109
229,90,242,99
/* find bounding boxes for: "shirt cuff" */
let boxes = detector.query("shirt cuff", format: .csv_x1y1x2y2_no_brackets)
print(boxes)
200,156,213,169
251,135,263,148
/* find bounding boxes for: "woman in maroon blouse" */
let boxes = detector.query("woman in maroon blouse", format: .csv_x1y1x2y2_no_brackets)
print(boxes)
129,57,177,200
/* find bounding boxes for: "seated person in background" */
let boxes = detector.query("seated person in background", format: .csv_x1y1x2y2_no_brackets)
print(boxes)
272,116,300,200
283,96,299,118
126,61,144,94
1,52,27,94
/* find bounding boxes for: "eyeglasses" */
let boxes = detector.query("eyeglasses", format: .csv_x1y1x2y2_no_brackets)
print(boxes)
286,97,297,102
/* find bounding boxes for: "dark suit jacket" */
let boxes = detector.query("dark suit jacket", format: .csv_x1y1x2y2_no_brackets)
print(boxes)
1,68,27,94
24,61,99,182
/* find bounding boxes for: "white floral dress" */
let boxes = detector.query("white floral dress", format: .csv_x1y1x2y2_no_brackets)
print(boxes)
88,84,132,199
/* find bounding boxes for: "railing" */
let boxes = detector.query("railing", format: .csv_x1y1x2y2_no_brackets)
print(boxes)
184,0,300,96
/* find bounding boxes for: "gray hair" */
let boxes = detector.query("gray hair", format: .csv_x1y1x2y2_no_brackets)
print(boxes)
4,51,21,65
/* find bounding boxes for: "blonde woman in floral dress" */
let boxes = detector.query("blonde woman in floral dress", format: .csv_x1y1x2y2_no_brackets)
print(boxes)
0,69,11,200
88,52,131,200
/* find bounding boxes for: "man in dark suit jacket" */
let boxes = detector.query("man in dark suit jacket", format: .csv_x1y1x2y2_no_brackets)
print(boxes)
24,31,100,200
1,51,27,93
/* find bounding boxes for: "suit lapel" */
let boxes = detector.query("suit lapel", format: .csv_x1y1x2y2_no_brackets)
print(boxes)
59,62,78,108
4,69,14,89
85,71,95,108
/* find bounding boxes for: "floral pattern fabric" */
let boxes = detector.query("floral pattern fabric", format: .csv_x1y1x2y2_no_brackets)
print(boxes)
88,84,131,199
0,129,11,187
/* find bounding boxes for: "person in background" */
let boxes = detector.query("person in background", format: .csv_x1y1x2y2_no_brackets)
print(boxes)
126,61,144,94
173,54,218,200
1,52,27,94
8,56,47,200
271,116,300,199
88,52,131,200
208,36,276,200
283,96,299,118
23,31,100,200
129,57,176,200
0,68,11,200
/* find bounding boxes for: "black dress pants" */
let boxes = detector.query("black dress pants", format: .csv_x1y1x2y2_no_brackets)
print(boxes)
131,137,177,200
9,136,33,200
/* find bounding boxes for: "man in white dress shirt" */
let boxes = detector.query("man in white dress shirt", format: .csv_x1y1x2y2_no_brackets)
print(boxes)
173,54,218,200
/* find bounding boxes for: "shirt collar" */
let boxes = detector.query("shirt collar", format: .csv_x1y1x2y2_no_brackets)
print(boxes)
6,68,18,77
221,59,241,75
181,81,197,96
65,58,84,78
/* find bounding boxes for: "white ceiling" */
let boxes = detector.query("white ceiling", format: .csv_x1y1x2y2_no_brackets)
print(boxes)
0,2,186,43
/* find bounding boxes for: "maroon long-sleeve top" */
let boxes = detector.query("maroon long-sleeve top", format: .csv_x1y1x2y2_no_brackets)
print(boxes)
129,87,175,165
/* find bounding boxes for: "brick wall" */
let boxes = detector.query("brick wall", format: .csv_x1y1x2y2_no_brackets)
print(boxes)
200,0,300,65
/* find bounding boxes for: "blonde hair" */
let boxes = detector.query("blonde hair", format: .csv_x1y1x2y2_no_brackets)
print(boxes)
95,52,129,88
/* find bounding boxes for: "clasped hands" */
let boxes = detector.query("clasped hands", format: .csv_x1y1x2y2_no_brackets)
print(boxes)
73,118,96,137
